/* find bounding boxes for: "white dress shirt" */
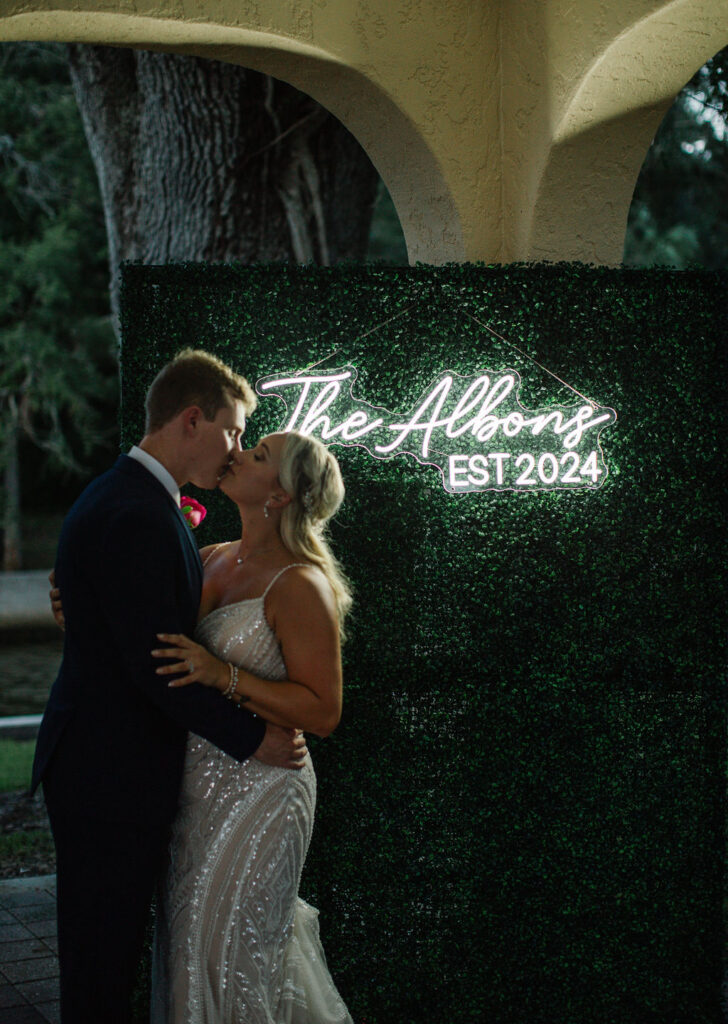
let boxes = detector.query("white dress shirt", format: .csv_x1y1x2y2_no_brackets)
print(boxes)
128,446,181,508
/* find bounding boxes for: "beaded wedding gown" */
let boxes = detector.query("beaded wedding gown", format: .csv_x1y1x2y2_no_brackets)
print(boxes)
151,566,353,1024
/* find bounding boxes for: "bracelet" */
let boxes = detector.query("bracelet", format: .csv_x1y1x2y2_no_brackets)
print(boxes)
223,662,239,700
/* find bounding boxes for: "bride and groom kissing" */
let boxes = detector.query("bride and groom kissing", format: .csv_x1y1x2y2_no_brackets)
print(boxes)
32,349,355,1023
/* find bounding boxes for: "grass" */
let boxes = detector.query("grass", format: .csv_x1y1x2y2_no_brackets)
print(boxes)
0,831,53,864
0,831,55,879
0,739,35,792
0,740,54,878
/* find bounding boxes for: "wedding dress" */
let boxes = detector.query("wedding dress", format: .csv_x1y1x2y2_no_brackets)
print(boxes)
151,565,353,1024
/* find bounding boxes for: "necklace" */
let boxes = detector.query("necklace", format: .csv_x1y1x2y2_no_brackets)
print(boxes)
236,544,279,566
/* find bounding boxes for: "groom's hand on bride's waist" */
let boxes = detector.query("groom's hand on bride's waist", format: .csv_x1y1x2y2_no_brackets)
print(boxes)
48,570,65,631
253,724,308,770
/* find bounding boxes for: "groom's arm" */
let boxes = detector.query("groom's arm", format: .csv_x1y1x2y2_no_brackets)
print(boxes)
99,506,268,763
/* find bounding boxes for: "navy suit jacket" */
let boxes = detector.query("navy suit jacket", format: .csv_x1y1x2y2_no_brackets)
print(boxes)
32,455,266,825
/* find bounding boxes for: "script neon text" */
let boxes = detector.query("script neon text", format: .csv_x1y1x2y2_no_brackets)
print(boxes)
257,366,616,493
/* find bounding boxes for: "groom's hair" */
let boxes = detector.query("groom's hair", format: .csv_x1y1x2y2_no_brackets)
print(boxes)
145,349,258,432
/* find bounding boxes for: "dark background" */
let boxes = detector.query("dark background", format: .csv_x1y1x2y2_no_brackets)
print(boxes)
121,261,726,1024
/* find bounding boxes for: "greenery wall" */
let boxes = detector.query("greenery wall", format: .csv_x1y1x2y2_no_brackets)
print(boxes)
121,262,726,1024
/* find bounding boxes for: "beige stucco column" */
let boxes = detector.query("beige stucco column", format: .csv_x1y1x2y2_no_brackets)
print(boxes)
1,0,726,266
504,0,728,264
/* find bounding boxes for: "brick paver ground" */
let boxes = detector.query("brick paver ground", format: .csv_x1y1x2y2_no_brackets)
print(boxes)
0,875,58,1023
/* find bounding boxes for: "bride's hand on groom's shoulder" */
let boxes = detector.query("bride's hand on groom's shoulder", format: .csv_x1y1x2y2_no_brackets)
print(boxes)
152,633,228,692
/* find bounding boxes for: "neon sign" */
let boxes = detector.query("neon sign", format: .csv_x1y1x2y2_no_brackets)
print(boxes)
257,366,617,493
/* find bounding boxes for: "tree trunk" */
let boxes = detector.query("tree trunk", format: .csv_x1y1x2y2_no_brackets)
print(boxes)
3,405,22,572
67,46,380,326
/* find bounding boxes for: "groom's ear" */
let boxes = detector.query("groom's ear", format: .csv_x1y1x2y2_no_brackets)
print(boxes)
180,406,203,435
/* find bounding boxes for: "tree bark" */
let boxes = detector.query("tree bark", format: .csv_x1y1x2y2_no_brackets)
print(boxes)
67,46,380,326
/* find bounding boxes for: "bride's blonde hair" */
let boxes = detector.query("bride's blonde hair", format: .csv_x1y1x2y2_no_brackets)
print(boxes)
277,432,353,638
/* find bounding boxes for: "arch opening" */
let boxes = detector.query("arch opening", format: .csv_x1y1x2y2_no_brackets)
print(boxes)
0,9,464,264
623,44,728,269
526,1,728,264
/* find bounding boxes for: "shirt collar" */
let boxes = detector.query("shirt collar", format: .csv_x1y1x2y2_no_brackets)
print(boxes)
127,446,181,507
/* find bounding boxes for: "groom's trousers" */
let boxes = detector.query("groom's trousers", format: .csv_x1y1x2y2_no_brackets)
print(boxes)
45,785,170,1024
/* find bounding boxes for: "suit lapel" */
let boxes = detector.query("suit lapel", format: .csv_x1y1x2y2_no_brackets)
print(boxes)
172,500,203,574
114,455,203,580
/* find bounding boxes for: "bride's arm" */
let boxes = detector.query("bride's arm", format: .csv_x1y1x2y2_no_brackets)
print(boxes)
153,568,342,738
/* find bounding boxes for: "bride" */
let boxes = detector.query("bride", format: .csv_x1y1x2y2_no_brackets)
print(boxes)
150,430,354,1024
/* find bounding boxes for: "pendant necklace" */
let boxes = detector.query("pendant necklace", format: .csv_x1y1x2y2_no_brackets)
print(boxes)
236,545,278,566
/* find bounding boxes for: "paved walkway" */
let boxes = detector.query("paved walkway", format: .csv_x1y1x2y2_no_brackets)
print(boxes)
0,875,58,1023
0,573,59,1020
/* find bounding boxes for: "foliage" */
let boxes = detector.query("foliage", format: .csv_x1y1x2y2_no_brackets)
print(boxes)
0,42,116,558
366,180,408,264
0,739,35,792
625,46,728,268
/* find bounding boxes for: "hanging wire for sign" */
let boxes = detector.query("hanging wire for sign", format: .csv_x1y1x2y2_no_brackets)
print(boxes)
464,312,600,411
295,290,604,416
256,288,617,493
295,298,423,376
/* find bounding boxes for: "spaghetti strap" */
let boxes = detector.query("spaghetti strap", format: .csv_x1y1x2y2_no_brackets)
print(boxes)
201,543,226,569
262,563,311,599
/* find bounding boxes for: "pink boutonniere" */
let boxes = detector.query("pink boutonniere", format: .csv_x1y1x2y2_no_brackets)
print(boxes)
180,496,207,529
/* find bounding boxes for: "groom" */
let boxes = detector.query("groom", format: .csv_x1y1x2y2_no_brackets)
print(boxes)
32,349,306,1023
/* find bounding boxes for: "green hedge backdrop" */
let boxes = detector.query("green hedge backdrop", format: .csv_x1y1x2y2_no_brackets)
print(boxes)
121,262,726,1024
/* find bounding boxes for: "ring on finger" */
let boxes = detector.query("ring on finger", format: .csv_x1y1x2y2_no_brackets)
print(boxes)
187,660,195,672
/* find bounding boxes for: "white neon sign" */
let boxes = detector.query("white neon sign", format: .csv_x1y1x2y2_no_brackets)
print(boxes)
256,366,617,493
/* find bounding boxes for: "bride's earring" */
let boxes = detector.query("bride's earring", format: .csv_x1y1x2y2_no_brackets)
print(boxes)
263,500,270,519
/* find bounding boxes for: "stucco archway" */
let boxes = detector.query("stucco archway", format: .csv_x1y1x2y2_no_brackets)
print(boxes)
0,9,465,265
3,1,728,265
524,1,728,264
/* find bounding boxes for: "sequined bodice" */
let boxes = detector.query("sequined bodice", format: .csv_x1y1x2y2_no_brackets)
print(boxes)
179,583,310,809
194,595,286,682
